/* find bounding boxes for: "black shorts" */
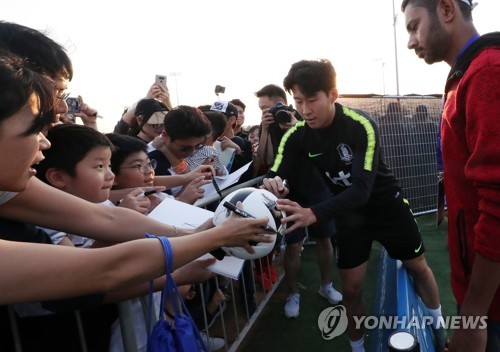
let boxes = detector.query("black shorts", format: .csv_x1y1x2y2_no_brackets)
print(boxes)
285,219,337,245
335,194,424,269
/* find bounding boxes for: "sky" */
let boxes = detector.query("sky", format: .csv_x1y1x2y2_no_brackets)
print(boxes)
3,0,499,132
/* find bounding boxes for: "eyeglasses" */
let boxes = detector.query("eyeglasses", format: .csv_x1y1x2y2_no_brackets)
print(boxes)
56,92,71,104
176,143,205,154
120,160,157,174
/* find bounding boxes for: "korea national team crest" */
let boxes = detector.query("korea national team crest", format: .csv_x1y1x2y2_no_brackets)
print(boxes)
337,143,353,164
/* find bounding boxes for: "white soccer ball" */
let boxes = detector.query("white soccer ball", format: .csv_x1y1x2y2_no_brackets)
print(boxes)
212,187,286,260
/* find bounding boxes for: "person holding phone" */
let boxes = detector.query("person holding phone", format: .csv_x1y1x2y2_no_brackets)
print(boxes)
59,95,101,130
113,80,173,137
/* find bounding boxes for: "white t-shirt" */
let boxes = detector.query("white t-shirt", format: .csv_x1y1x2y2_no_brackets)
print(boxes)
42,199,115,246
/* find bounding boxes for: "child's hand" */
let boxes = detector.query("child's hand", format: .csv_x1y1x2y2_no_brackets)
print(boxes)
146,193,163,212
117,188,152,214
207,289,226,314
187,165,214,182
176,176,211,204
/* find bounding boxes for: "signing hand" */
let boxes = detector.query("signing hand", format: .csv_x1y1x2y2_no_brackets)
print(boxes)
261,176,289,198
117,188,152,214
276,198,317,233
187,164,215,182
176,176,211,204
217,202,274,254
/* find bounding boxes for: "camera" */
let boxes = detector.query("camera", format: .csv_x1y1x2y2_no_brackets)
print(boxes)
66,97,81,114
214,85,225,95
269,102,293,124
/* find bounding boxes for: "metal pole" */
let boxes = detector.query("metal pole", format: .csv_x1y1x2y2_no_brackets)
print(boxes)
169,72,180,106
392,0,401,95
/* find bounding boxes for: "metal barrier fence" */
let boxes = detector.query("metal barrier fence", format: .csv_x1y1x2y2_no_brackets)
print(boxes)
338,95,442,215
369,249,436,352
117,175,283,352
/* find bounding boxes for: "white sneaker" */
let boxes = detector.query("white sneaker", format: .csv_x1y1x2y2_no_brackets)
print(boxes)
318,283,343,305
284,293,300,318
200,333,225,351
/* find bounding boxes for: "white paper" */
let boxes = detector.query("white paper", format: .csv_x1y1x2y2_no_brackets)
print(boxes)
214,140,236,170
197,253,245,280
147,197,245,280
148,196,213,228
196,161,252,203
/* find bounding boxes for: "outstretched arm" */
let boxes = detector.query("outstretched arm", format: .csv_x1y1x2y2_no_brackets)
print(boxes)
0,209,271,305
0,178,179,240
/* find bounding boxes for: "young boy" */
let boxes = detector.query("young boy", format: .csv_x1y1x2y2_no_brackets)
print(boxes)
35,124,158,243
185,109,229,177
36,125,202,351
107,133,168,213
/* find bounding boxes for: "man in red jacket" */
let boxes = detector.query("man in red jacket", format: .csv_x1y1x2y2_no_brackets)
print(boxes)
402,1,500,351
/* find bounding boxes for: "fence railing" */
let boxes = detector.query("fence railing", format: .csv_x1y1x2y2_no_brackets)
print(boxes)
369,250,436,352
117,174,283,352
338,95,442,215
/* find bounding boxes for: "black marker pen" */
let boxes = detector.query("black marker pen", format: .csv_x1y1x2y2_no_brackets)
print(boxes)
222,201,276,233
207,167,222,198
142,189,157,197
116,189,158,205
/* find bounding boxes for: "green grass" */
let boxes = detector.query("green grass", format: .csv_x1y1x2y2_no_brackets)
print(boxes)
238,213,452,351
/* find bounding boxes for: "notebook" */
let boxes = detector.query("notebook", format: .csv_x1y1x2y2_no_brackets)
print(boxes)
195,161,252,203
197,253,245,280
148,196,213,228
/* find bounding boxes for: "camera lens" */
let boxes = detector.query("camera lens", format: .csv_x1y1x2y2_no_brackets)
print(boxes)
275,110,291,123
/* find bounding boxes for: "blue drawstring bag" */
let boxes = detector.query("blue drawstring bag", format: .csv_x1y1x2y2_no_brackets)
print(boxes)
146,235,208,352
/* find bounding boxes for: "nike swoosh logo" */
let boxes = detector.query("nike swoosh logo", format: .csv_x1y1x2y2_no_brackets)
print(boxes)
414,242,423,253
308,152,323,158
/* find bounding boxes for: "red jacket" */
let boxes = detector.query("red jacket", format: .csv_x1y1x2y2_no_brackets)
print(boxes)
442,44,500,321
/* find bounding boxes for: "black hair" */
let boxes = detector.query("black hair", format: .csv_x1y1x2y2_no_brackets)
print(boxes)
0,21,73,80
0,50,54,135
247,125,259,135
230,98,246,111
163,106,211,142
35,124,115,184
254,84,287,104
283,59,336,97
202,110,227,140
401,0,472,21
197,104,212,111
129,98,168,136
105,133,148,175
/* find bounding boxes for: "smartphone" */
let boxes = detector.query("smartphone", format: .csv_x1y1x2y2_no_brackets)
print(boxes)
155,74,167,88
66,97,81,114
